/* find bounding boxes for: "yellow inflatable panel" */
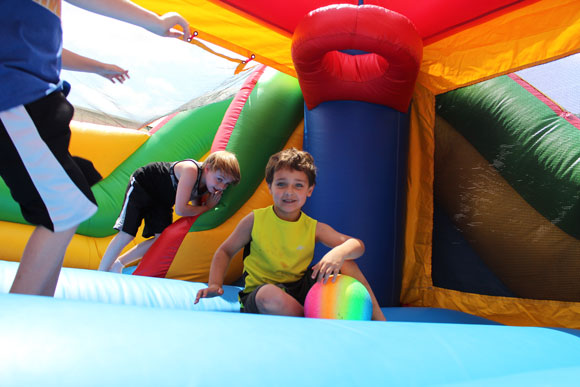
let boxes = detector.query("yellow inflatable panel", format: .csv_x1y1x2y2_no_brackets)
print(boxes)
0,220,153,270
69,121,150,178
135,0,296,77
400,83,435,308
419,0,580,94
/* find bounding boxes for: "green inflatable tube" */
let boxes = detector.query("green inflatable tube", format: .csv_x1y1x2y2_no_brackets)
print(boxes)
437,75,580,238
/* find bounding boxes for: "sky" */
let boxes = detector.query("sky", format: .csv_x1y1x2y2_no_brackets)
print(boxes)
516,54,580,116
61,3,579,127
61,3,251,127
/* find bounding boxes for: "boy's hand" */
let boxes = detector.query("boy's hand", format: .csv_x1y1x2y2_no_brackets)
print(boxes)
194,284,224,304
205,191,223,210
311,252,345,284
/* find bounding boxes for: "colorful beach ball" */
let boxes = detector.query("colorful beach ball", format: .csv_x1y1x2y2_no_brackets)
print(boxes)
304,274,372,320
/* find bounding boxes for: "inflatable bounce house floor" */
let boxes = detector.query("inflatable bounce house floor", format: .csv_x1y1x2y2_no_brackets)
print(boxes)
2,260,580,386
2,0,580,385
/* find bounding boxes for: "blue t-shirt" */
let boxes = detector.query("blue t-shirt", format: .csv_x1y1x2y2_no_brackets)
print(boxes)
0,1,63,112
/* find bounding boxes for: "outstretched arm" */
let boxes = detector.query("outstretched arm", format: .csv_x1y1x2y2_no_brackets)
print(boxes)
62,49,130,83
312,222,365,283
194,213,254,303
66,0,190,40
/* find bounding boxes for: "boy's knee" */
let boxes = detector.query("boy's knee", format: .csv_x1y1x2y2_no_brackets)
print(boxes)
255,284,286,312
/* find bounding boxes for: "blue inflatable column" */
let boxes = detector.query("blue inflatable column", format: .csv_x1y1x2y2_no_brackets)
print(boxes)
291,5,423,305
303,101,409,305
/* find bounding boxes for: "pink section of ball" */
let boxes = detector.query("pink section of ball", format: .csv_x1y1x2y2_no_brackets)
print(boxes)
304,280,323,318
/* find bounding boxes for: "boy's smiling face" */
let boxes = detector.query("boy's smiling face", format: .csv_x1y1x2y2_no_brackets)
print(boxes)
205,168,235,194
268,167,314,221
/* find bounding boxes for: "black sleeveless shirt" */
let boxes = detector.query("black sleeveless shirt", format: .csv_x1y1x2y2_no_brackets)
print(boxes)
132,159,203,206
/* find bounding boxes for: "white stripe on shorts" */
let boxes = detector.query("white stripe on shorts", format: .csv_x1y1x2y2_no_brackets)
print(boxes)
0,105,97,232
114,176,135,230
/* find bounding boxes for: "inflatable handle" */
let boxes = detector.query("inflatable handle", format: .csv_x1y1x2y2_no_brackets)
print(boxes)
291,5,423,112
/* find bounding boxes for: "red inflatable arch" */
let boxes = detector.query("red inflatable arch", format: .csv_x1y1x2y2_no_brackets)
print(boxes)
291,5,423,112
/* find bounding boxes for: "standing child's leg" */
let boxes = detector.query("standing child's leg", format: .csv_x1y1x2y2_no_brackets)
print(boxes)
340,261,387,321
2,93,98,296
10,225,77,296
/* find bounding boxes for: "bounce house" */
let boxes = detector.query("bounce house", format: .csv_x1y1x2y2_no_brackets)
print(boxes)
2,1,580,385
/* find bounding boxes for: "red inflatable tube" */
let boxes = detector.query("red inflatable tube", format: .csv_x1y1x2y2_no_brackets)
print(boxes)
291,5,423,112
132,215,198,277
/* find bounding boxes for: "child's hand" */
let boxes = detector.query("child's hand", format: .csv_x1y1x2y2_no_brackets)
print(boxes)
194,285,224,304
97,64,129,84
311,252,345,284
205,191,223,210
153,12,191,41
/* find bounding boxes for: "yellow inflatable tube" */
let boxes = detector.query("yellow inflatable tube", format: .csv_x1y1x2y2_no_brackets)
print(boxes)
69,121,150,178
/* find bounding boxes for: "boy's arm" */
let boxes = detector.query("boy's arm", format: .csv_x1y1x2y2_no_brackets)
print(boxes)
194,213,254,303
174,162,221,217
312,222,365,283
66,0,190,40
62,49,129,83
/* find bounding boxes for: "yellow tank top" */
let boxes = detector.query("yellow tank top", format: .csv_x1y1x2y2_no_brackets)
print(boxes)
242,206,317,293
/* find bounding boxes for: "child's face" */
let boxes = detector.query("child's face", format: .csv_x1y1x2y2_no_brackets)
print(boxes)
268,167,313,220
205,169,235,194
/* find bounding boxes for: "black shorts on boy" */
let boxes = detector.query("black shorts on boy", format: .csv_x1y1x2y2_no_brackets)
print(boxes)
0,91,97,232
239,267,317,314
114,163,176,239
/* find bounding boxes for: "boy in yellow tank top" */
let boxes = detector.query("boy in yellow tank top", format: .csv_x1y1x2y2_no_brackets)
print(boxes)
195,148,385,320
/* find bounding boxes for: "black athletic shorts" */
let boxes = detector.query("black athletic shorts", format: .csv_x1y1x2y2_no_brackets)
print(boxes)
239,267,317,314
114,174,174,238
0,92,97,232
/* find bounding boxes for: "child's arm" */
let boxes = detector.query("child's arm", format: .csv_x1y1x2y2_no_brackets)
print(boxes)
62,49,130,83
194,213,254,303
174,162,221,217
66,0,190,40
312,222,365,283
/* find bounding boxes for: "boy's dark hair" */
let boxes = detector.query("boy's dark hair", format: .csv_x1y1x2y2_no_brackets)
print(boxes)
265,148,316,186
